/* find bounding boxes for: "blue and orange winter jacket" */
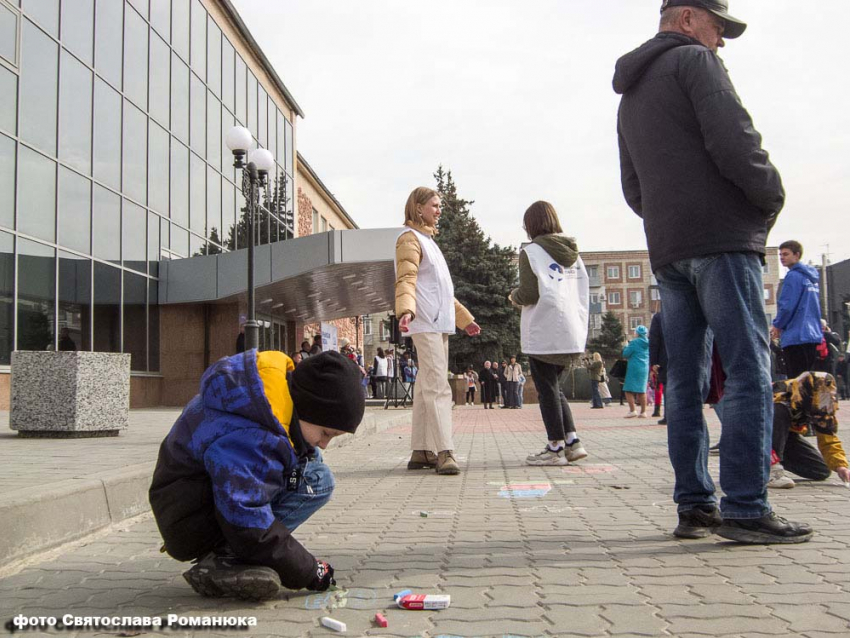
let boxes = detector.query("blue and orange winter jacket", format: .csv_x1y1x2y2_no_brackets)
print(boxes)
149,350,317,589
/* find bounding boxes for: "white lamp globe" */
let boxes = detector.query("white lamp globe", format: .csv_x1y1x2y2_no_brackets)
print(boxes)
225,126,253,152
249,148,275,173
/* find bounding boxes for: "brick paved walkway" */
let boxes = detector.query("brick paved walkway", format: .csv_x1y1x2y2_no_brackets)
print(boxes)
2,402,849,637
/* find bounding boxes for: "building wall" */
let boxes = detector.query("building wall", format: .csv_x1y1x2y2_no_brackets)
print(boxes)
0,373,9,410
296,172,352,233
827,258,850,345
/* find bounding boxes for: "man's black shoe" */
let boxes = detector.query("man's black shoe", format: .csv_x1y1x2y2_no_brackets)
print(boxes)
658,417,667,425
183,552,281,600
673,505,722,539
717,512,813,544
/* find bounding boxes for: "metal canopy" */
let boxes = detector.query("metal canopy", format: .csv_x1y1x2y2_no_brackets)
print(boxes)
158,228,402,323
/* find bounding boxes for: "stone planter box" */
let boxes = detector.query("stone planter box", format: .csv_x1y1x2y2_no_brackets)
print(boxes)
10,351,131,438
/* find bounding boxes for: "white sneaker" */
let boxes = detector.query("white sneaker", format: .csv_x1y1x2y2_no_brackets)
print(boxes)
565,439,588,462
637,412,648,419
525,447,568,466
767,464,795,489
625,411,638,419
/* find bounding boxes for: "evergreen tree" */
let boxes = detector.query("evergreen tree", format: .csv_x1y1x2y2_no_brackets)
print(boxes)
587,311,625,362
432,166,521,372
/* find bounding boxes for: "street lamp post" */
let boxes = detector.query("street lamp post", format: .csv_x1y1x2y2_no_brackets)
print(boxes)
225,126,275,352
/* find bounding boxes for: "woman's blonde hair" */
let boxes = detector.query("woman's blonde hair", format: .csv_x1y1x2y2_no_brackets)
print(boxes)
592,352,602,362
404,187,439,225
523,201,563,239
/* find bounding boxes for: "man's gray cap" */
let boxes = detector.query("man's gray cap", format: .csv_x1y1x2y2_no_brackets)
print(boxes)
661,0,747,39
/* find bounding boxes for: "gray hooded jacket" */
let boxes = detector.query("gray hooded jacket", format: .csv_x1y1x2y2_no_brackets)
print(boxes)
614,32,784,272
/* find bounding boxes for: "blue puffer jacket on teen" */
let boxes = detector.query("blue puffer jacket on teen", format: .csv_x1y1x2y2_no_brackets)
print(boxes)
773,263,822,347
149,350,318,590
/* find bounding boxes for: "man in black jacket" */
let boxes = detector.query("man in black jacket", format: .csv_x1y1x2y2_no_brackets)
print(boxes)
614,0,811,544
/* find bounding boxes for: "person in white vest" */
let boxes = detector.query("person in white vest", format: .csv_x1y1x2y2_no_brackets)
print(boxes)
395,186,481,475
509,201,590,466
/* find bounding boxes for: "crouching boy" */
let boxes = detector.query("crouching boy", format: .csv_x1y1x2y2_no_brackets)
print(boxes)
149,350,365,600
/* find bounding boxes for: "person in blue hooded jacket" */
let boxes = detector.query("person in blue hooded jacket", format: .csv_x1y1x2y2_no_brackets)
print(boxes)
622,325,651,418
771,241,823,378
149,350,365,601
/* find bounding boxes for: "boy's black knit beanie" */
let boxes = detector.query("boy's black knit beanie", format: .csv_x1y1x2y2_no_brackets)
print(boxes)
289,351,365,432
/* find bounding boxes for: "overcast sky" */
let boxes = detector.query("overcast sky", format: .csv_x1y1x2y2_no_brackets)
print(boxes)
233,0,850,265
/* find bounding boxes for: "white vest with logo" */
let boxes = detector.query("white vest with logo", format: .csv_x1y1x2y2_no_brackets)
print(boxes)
520,243,589,355
396,227,455,335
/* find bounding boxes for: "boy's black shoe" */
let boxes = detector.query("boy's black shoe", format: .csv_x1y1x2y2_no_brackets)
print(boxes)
717,512,813,544
673,505,722,539
183,551,281,601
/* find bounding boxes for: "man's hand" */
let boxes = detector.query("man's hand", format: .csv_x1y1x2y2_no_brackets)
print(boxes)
306,560,335,592
837,466,850,484
770,326,781,341
398,314,412,333
465,322,481,337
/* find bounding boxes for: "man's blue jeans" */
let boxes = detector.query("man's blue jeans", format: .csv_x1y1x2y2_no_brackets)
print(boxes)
270,450,335,531
656,253,772,519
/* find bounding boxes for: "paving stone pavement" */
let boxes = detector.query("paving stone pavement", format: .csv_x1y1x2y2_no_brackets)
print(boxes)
2,402,850,637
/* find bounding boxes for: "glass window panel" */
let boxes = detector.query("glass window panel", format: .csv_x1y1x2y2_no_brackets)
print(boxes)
172,0,189,60
149,0,169,42
122,101,147,204
170,142,188,227
234,54,246,124
20,19,58,155
57,167,91,254
148,282,159,371
222,178,234,250
94,0,122,88
58,251,91,351
257,87,267,149
268,98,276,158
206,16,220,96
276,111,285,169
159,216,168,250
147,212,159,275
171,52,189,143
189,0,205,78
18,146,55,241
0,67,16,134
21,0,57,37
123,7,148,110
59,51,93,174
0,3,18,65
127,0,148,21
220,106,232,179
234,186,245,250
123,200,146,272
148,32,170,127
61,0,93,65
0,231,13,364
171,225,188,257
17,238,55,351
123,271,146,370
190,232,203,257
284,118,293,175
189,72,205,154
206,91,220,169
221,38,234,112
189,151,204,234
93,261,120,353
147,121,169,216
247,72,257,139
206,166,220,242
0,134,14,228
92,184,120,263
93,79,121,190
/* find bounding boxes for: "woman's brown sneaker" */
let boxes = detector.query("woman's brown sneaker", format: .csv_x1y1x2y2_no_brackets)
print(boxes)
435,450,460,475
407,450,437,470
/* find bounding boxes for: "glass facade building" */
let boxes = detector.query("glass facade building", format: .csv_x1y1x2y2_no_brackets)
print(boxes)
0,0,295,371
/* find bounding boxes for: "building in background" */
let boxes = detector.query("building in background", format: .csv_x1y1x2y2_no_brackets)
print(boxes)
582,248,781,340
825,258,850,347
0,0,393,408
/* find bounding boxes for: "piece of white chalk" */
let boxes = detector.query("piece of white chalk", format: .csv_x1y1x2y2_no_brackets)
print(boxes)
320,616,346,632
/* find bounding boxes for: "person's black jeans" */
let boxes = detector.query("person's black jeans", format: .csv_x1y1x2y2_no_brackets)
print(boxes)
506,381,519,408
529,357,576,442
466,387,476,404
590,380,603,408
782,343,818,379
772,404,831,480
